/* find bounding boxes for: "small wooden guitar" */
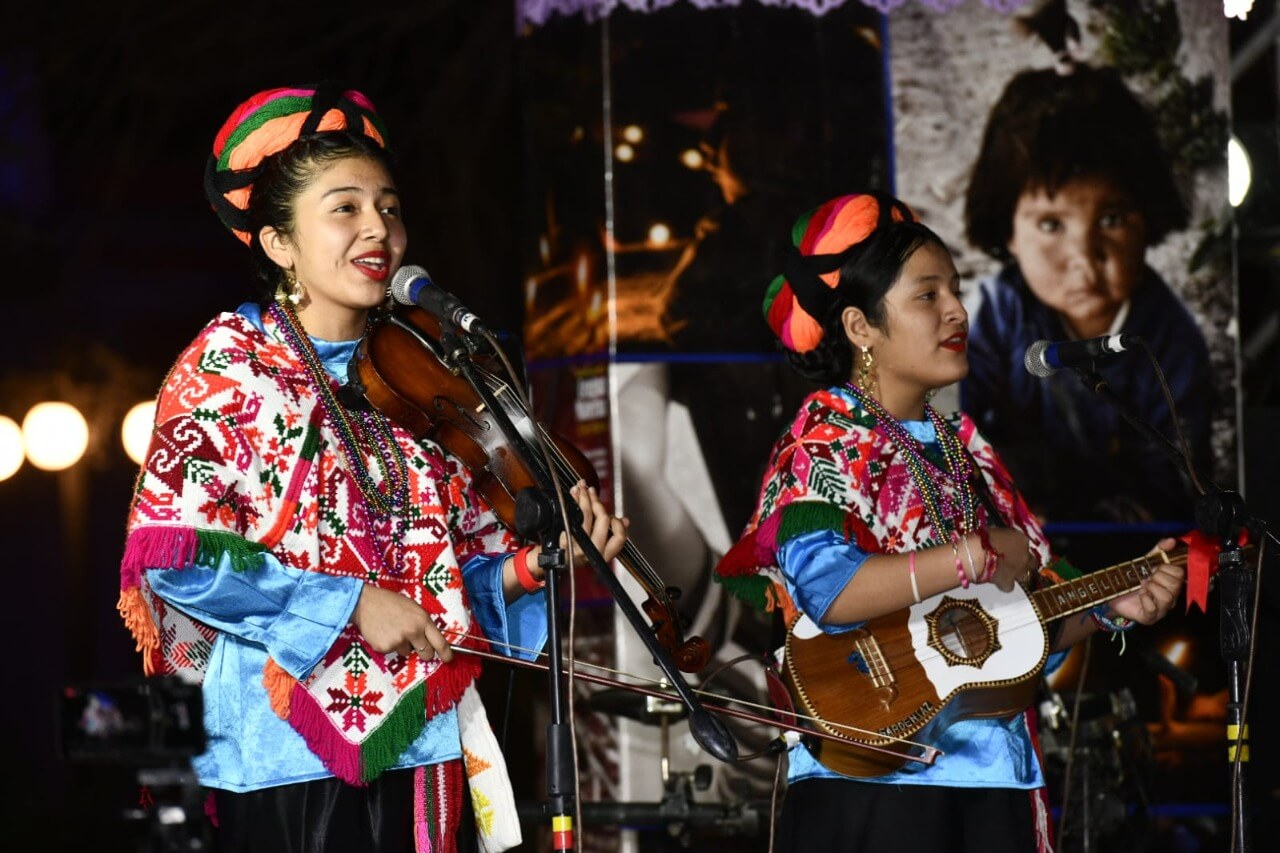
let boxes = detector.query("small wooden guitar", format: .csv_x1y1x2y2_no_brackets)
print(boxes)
782,540,1232,778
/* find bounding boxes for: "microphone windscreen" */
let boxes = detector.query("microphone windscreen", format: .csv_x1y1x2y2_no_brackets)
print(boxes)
390,265,429,306
1024,340,1056,378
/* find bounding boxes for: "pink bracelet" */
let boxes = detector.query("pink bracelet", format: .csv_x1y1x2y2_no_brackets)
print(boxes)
950,532,969,589
907,550,921,603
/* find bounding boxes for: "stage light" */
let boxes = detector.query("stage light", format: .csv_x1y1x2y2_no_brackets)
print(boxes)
680,148,704,170
1224,0,1254,20
0,416,23,481
1162,638,1190,668
615,143,635,163
121,400,156,466
22,402,89,471
622,125,643,144
1229,135,1252,206
647,223,671,247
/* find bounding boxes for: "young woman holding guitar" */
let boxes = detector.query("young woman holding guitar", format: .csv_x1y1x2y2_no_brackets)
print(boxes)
713,192,1185,852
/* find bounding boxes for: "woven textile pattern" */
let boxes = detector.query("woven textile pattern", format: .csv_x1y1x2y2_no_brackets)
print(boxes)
118,309,518,785
714,388,1053,618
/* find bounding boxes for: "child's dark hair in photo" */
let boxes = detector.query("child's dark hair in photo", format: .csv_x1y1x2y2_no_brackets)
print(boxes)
960,52,1212,528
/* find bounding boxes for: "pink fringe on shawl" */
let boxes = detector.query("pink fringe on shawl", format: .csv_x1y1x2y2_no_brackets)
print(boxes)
120,526,200,589
285,678,366,785
118,526,185,677
275,650,482,786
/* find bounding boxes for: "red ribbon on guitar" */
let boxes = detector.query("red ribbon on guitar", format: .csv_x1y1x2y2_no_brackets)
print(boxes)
1178,527,1250,613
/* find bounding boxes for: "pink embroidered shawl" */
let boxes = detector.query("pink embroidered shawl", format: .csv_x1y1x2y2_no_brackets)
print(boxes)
715,388,1054,619
117,310,517,785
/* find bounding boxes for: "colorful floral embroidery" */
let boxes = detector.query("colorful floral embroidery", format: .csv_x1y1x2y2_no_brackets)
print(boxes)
117,310,518,785
715,388,1053,616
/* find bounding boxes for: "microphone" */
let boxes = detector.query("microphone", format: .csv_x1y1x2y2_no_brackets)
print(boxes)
390,264,490,336
1024,333,1139,377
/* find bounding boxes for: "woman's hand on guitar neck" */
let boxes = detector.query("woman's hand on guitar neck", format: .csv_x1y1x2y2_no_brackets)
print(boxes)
1104,537,1185,625
984,527,1039,592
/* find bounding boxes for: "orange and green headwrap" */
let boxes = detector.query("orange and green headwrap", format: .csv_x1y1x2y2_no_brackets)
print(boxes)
203,83,390,246
763,192,917,354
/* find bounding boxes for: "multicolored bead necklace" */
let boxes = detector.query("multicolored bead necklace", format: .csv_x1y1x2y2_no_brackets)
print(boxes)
271,301,411,518
842,382,979,541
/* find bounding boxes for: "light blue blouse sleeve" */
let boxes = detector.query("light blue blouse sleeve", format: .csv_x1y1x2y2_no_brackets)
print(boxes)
463,553,549,662
777,528,871,634
145,553,363,680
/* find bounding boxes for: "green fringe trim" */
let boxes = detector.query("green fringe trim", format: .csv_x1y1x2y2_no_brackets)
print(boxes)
777,502,846,546
714,573,776,614
361,680,427,783
195,529,267,573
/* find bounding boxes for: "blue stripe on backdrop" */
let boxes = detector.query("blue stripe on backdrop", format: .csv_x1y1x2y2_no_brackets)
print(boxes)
527,351,787,371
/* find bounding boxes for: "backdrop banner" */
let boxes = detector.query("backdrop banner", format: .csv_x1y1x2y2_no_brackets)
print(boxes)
516,2,1237,850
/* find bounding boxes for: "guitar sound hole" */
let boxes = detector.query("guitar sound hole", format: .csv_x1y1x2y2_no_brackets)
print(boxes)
935,606,990,661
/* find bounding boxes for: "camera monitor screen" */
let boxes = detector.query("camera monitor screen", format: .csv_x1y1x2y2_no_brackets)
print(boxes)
58,677,205,764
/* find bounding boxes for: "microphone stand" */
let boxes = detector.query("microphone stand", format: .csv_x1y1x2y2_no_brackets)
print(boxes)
1069,364,1262,852
436,325,738,849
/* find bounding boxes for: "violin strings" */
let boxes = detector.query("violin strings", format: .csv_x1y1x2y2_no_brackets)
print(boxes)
535,422,666,591
475,366,673,598
473,337,586,847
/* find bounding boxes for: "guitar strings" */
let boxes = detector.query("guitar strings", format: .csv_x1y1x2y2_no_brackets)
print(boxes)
856,550,1190,679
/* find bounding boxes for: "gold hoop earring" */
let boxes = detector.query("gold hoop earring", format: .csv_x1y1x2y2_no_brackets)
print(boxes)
856,344,879,399
276,268,305,306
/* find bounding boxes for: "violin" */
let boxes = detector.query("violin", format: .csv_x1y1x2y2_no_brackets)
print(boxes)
347,305,711,674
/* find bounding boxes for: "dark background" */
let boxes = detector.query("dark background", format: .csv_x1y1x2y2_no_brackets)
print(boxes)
1,3,529,849
2,1,1278,850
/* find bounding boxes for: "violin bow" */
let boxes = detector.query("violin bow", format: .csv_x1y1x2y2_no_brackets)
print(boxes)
436,632,942,768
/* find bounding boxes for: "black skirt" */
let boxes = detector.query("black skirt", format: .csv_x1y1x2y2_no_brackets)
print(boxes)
211,769,479,853
776,778,1044,852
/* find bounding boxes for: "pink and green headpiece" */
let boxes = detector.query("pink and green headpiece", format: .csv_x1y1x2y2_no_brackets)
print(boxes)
203,83,389,246
764,192,916,353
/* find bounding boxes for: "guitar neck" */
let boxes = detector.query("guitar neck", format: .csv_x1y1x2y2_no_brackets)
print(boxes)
1030,544,1189,623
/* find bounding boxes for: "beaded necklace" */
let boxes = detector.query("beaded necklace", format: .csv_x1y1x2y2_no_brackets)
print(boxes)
271,302,411,519
842,382,979,541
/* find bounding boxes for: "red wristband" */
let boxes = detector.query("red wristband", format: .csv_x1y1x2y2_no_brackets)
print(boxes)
512,545,544,593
